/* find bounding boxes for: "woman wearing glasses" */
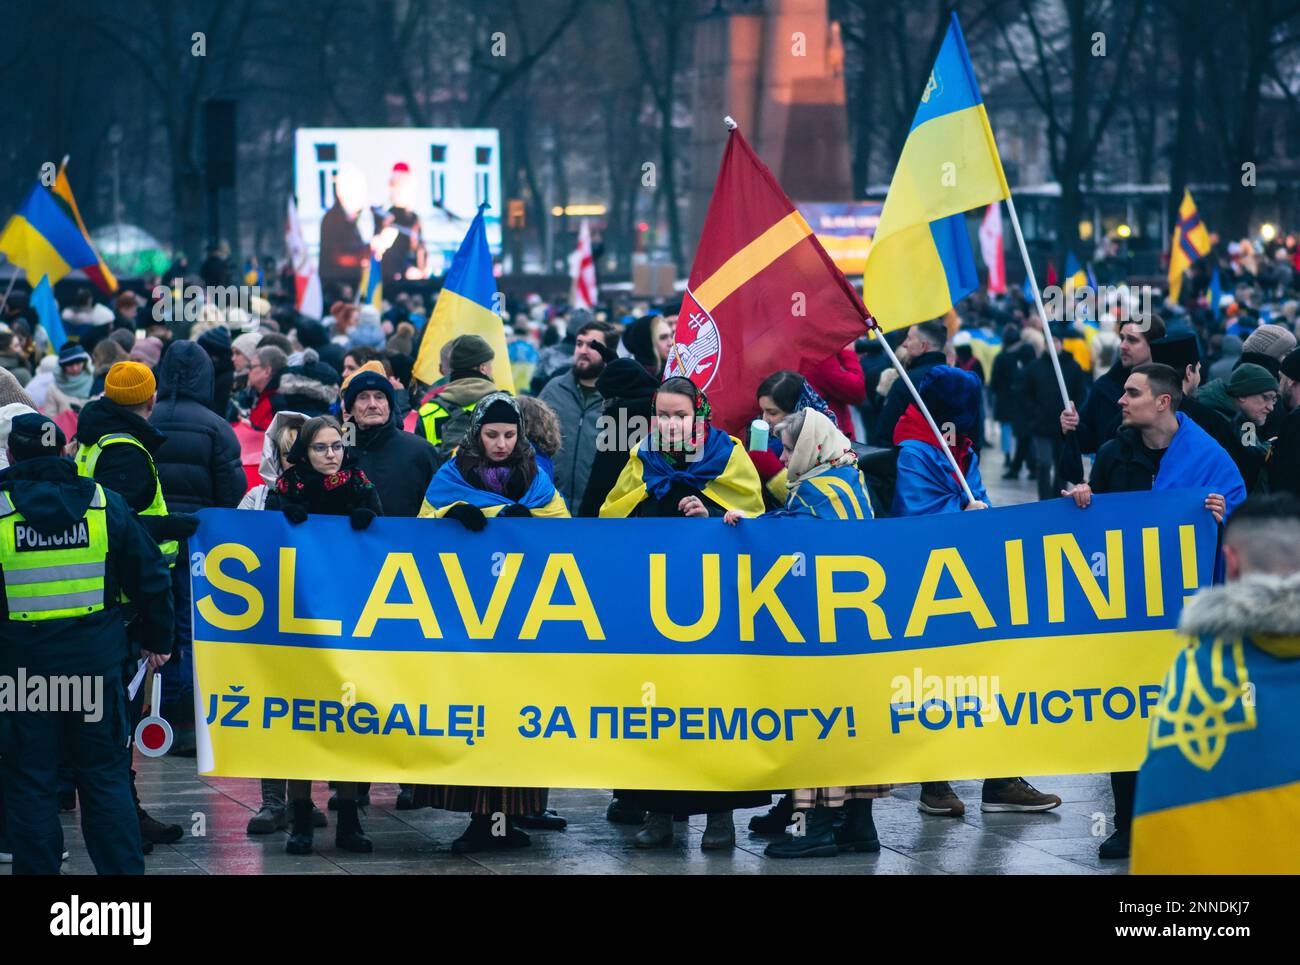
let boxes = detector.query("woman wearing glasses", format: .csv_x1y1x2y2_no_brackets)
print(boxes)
265,414,383,854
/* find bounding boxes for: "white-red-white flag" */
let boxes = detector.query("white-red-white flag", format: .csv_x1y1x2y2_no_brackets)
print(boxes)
979,202,1005,295
286,197,323,319
569,219,597,309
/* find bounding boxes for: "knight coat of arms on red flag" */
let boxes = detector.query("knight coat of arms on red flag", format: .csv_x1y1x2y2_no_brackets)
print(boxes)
666,127,869,433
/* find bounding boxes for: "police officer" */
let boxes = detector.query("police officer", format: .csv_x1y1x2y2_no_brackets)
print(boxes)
414,335,499,458
0,413,174,875
73,359,198,846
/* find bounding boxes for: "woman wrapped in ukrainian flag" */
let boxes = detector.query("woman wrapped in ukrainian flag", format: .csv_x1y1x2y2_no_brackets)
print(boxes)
598,376,770,850
418,391,568,525
416,390,567,852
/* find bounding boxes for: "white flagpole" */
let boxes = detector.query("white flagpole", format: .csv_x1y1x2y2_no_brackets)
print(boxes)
871,319,978,506
1004,195,1072,412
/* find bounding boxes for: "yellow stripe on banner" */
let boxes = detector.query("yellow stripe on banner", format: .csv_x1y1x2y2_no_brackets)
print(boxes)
195,627,1185,789
694,210,812,313
1132,780,1300,874
0,216,75,285
413,288,514,392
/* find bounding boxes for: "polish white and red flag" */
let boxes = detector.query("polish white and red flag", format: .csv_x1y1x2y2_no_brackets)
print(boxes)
285,196,323,319
979,202,1005,295
570,219,597,309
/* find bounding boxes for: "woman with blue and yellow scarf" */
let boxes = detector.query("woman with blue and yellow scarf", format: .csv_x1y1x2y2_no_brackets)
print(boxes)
418,392,568,852
600,377,769,850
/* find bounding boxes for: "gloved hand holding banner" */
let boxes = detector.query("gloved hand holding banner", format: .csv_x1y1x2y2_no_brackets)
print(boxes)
190,489,1216,790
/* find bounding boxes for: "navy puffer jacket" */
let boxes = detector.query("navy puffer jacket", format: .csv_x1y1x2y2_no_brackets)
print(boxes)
149,340,246,512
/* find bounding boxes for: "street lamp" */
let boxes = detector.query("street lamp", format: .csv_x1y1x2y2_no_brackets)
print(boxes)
1116,224,1132,239
1260,223,1277,242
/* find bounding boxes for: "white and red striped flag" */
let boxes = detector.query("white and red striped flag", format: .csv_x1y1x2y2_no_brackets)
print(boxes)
978,201,1005,295
285,196,323,319
569,219,597,309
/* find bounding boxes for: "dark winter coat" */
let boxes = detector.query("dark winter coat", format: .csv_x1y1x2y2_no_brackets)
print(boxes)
349,412,437,518
1020,350,1089,438
872,350,948,447
149,340,246,513
1074,360,1129,454
577,359,657,517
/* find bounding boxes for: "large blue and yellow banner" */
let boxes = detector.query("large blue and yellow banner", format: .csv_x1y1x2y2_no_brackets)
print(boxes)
190,490,1216,789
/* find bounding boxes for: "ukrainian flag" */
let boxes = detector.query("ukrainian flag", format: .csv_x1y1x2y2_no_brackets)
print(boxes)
0,176,116,292
1132,594,1300,874
1167,189,1212,303
413,204,513,392
863,14,1010,333
359,251,382,309
52,163,117,293
1064,251,1092,291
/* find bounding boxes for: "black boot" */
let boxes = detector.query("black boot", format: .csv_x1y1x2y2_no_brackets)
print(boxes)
764,807,839,858
748,793,794,835
335,799,373,853
285,800,314,855
835,798,880,853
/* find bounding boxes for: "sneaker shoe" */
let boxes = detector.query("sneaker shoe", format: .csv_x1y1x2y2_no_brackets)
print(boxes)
918,781,966,816
1099,828,1130,859
138,808,184,844
246,803,288,835
980,777,1062,813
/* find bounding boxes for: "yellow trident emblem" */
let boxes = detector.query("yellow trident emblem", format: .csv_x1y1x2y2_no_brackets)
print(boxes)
1150,638,1257,771
921,71,939,104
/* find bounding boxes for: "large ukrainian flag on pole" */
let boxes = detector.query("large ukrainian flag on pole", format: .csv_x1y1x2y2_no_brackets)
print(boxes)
413,204,513,392
863,14,1010,332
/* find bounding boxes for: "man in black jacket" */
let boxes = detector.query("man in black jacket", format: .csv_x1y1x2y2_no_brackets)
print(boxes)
871,319,949,447
341,365,436,812
342,367,435,519
149,340,244,751
1021,323,1089,500
0,415,173,874
1059,315,1165,470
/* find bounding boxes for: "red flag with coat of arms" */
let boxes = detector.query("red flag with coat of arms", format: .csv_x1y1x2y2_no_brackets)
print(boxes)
665,125,869,433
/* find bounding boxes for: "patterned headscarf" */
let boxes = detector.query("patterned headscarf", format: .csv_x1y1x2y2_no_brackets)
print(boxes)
795,379,838,427
652,376,711,464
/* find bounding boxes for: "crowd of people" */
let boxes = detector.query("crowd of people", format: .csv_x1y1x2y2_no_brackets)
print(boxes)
0,233,1296,874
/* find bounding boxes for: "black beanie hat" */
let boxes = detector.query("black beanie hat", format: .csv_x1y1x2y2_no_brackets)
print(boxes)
480,396,520,426
1281,348,1300,383
342,369,396,412
8,413,66,459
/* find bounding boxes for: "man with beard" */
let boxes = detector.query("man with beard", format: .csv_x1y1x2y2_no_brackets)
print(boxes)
539,320,616,509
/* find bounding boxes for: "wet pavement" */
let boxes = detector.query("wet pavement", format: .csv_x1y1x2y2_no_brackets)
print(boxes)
26,765,1127,875
9,436,1121,875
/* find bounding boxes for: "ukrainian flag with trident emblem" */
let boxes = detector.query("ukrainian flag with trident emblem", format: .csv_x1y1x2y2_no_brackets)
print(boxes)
862,13,1010,332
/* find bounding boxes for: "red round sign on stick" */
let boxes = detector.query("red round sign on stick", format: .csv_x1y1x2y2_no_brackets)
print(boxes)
134,673,173,757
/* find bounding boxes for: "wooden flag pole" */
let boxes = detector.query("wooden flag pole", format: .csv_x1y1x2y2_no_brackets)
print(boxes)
1004,195,1072,412
0,270,19,317
870,318,978,506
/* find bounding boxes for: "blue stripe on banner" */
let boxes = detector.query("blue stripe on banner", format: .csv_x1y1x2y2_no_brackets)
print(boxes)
1179,233,1201,263
930,212,979,306
189,489,1217,658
